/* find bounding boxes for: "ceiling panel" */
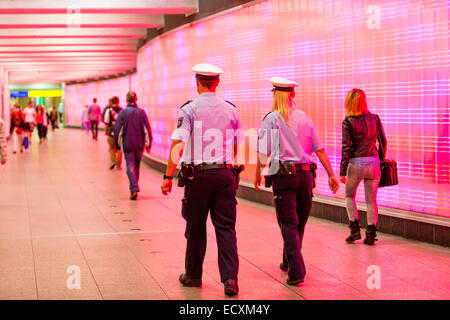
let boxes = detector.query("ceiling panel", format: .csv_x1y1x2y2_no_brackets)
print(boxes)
0,0,199,84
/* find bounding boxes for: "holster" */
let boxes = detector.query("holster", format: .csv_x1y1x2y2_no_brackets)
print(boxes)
279,161,296,176
178,163,195,187
232,164,245,185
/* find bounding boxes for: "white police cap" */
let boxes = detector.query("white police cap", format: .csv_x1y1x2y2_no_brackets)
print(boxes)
270,77,299,92
192,63,223,80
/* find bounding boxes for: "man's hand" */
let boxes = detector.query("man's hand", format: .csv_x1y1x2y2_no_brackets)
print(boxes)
254,175,262,191
161,179,172,195
329,176,339,194
339,176,346,184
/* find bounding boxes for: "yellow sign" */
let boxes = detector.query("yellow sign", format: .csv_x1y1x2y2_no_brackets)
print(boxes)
28,90,62,97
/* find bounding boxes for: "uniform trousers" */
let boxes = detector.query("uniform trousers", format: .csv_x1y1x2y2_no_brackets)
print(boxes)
182,169,239,283
273,170,313,281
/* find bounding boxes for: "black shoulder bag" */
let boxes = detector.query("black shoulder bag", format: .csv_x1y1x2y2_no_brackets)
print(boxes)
376,115,398,187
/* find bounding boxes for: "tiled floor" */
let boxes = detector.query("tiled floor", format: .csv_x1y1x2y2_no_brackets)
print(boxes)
0,128,449,300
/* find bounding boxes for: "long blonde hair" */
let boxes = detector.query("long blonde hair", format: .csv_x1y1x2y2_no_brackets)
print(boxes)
345,88,368,116
272,90,294,125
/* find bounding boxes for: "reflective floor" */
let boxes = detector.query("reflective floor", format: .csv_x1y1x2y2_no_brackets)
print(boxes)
0,129,449,300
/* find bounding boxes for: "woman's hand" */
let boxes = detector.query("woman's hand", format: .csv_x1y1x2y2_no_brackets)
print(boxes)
328,176,339,194
339,176,347,184
254,175,262,191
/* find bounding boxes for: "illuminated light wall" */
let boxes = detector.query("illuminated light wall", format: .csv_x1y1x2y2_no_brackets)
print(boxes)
65,74,136,127
65,0,450,218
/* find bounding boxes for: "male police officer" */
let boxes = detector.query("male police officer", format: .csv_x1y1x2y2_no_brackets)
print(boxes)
161,63,243,296
254,77,339,285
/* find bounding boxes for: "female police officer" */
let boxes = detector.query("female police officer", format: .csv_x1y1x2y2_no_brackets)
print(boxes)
254,77,339,285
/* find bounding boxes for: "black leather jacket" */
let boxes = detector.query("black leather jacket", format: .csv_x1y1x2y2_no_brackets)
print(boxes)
340,111,387,176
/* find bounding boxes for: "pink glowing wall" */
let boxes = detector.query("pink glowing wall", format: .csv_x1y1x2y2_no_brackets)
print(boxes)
65,0,449,217
65,74,136,127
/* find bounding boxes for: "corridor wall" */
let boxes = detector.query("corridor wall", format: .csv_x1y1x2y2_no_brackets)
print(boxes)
65,0,450,218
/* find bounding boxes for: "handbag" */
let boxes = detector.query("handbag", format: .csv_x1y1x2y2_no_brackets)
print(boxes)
376,115,398,187
23,136,29,149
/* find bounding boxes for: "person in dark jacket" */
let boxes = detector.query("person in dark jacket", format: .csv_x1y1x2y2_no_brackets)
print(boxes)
114,91,152,200
339,88,387,245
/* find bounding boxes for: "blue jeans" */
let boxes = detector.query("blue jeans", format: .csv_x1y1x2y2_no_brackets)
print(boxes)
124,149,143,192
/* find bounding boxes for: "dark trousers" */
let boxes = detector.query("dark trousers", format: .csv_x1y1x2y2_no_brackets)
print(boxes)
90,120,98,139
37,124,45,139
273,171,313,280
182,169,239,283
124,149,143,192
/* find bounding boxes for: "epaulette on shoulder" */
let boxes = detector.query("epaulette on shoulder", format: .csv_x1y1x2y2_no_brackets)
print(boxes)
180,100,192,109
263,112,272,121
225,100,237,108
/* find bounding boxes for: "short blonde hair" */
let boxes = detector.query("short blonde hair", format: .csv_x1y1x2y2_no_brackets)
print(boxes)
272,90,294,125
345,88,367,116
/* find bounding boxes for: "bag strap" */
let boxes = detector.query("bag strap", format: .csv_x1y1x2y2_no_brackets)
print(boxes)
375,114,385,161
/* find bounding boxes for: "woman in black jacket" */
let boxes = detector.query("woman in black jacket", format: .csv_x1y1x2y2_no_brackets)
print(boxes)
339,89,387,245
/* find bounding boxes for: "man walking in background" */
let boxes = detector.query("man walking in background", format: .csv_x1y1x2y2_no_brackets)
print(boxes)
114,91,152,200
88,98,101,140
104,96,123,170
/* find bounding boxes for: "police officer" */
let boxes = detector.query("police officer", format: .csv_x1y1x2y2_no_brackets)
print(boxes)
161,63,243,296
254,77,339,285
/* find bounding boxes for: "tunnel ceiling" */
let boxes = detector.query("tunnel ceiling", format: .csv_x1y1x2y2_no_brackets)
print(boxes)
0,0,199,84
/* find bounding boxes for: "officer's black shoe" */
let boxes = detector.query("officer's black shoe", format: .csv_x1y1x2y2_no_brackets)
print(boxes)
130,191,138,200
286,278,304,286
346,219,361,242
109,163,116,170
223,279,239,296
179,274,202,287
279,263,288,272
364,225,378,245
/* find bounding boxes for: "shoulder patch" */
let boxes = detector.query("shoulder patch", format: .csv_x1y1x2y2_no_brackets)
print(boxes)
225,100,237,108
180,100,192,109
263,112,272,121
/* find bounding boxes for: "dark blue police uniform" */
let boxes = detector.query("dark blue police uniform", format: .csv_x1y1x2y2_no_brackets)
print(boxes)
171,91,243,285
258,108,323,282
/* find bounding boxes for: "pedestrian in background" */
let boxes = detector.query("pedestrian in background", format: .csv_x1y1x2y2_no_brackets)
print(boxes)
88,98,101,140
81,105,90,132
339,88,387,245
23,101,36,148
50,107,59,131
10,105,24,154
102,98,113,136
0,116,7,165
36,104,47,143
114,91,152,200
104,96,123,170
